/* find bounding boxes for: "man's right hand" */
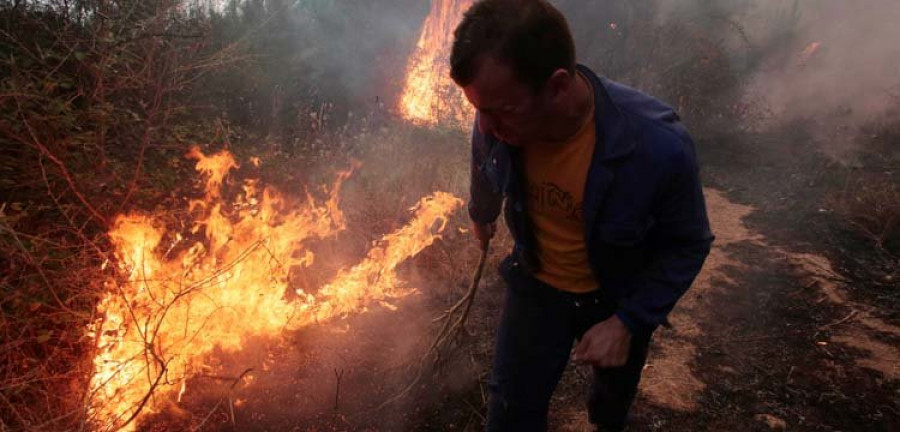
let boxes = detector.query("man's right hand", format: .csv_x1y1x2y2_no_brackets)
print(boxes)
473,222,496,251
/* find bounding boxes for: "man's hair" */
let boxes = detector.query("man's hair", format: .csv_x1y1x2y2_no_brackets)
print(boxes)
450,0,576,91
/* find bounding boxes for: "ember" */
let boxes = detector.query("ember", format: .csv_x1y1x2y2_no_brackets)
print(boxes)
799,41,822,65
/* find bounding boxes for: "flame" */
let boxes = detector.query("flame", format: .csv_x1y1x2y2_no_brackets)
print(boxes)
399,0,475,128
305,191,463,323
87,148,462,430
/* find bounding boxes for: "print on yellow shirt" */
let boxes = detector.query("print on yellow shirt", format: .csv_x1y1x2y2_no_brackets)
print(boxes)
523,87,597,293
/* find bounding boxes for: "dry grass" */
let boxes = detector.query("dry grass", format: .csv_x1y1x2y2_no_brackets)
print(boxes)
834,173,900,257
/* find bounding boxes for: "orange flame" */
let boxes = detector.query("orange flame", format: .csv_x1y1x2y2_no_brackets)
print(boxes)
87,148,462,430
399,0,475,128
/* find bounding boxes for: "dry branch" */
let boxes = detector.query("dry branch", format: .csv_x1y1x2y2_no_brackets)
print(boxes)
334,368,345,411
429,245,490,357
193,368,254,431
369,243,490,412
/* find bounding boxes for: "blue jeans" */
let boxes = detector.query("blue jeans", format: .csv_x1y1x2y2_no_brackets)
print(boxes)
487,257,654,431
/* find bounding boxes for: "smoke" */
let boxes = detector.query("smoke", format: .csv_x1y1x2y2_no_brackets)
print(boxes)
208,0,429,125
294,0,429,104
554,0,899,160
742,0,900,127
648,0,900,125
236,0,900,137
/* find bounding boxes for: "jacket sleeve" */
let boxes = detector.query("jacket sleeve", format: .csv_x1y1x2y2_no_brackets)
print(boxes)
615,134,714,337
468,116,504,224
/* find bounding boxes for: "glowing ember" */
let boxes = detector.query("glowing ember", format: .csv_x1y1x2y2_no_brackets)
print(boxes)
800,41,822,65
399,0,475,128
87,148,462,430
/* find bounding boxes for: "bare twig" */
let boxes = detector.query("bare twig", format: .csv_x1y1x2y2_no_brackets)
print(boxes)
428,245,490,356
0,220,69,311
193,368,253,431
334,368,344,411
6,105,108,227
819,310,859,330
369,244,490,412
116,351,170,431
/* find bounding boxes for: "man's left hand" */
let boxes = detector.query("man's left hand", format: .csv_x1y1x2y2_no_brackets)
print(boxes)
572,314,632,368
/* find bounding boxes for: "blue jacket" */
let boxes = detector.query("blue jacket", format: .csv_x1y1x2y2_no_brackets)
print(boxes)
469,65,714,337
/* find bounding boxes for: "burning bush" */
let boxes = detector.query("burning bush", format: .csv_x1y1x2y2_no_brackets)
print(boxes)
0,1,240,428
0,1,466,429
85,146,461,430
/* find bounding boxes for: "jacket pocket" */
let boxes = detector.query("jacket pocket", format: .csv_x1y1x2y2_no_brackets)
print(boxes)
593,218,655,277
597,218,655,247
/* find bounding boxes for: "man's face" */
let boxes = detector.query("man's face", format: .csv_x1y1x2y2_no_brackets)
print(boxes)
461,56,556,146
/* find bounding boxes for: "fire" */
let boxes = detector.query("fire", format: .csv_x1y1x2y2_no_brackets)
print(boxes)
87,148,462,430
399,0,475,128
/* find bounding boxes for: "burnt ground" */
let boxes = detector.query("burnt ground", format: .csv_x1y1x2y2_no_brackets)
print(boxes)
137,121,899,431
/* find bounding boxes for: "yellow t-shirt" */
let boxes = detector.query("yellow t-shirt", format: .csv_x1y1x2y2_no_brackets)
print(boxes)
522,96,597,293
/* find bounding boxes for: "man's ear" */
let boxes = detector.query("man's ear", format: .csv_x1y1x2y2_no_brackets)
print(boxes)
546,68,574,103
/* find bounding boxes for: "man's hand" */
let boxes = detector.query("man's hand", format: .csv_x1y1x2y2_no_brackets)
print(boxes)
473,222,496,251
572,314,632,368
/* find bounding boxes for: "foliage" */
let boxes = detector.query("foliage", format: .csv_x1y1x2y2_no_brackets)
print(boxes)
0,1,431,427
0,0,243,428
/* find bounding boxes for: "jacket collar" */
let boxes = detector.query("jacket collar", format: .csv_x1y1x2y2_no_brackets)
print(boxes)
488,65,636,164
577,64,636,162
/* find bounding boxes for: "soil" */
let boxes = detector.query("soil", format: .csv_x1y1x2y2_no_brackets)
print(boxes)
141,122,899,431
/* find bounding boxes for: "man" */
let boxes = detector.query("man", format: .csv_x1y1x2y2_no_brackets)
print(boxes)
449,1,714,430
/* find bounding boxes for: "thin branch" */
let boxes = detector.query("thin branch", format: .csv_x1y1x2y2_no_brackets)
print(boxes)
1,112,107,227
368,244,490,412
193,368,253,431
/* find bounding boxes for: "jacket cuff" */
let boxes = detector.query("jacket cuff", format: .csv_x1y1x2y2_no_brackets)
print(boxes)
615,309,657,339
468,200,497,225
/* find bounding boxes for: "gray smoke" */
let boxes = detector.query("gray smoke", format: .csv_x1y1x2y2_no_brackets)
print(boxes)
553,0,899,160
742,0,900,126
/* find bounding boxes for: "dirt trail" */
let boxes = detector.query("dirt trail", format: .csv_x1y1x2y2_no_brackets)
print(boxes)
552,188,900,431
640,188,764,411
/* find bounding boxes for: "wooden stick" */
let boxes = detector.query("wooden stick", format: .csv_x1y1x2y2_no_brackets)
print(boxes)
368,244,490,413
429,246,489,356
334,368,345,411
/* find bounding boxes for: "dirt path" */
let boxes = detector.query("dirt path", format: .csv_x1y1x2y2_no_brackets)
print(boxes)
550,188,900,431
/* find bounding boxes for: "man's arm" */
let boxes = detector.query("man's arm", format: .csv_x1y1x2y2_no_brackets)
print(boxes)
468,118,504,249
615,135,714,338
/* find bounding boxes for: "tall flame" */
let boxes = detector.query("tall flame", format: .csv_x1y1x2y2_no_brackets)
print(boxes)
399,0,475,128
88,148,462,430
